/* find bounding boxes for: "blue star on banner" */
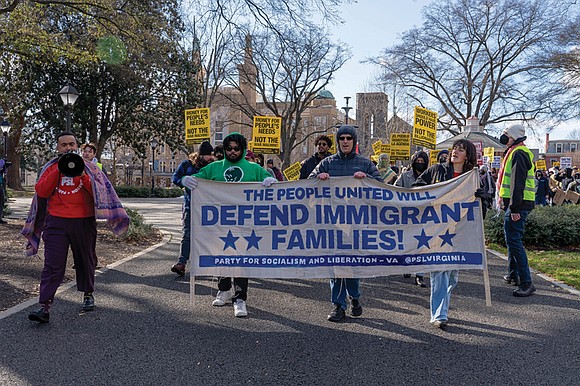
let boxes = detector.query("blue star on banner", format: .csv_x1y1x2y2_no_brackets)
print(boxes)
414,229,433,249
244,230,262,251
439,229,456,247
219,230,239,251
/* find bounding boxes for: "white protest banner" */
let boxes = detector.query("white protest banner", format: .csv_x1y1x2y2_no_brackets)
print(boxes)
560,157,572,169
191,170,485,279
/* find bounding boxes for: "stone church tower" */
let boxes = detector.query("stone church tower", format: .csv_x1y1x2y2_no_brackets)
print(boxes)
355,92,389,156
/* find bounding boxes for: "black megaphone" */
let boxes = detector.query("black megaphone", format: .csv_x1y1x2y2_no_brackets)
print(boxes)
58,152,85,177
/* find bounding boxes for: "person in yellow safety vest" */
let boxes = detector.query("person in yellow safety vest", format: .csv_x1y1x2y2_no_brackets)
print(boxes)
497,123,536,297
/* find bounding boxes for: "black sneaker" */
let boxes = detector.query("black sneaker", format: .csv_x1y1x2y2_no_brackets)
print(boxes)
415,276,427,288
432,320,448,329
513,282,536,297
350,298,363,317
503,275,520,286
82,294,95,312
28,308,50,324
327,304,346,322
171,263,186,277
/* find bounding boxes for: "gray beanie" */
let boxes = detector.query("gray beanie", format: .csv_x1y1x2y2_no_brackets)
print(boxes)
504,124,526,141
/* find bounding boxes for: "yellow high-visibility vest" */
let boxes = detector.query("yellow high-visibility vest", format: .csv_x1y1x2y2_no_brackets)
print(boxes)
499,146,535,201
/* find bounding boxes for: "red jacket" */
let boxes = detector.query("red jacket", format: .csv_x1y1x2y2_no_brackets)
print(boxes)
35,163,95,218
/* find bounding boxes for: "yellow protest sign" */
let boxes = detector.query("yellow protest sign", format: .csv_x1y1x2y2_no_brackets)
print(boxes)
380,143,391,156
252,116,282,154
372,140,383,155
328,136,336,154
371,155,379,163
412,106,437,149
484,147,495,159
184,108,211,145
283,162,302,181
429,150,439,165
535,159,546,170
390,133,411,161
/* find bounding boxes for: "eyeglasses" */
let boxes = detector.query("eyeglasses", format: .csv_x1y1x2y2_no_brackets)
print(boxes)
225,146,241,152
317,142,328,147
338,136,353,141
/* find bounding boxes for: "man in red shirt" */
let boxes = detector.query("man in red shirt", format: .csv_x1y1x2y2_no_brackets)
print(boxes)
28,132,98,323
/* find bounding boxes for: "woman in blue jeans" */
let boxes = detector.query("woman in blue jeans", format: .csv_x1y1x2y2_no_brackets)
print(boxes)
413,139,479,329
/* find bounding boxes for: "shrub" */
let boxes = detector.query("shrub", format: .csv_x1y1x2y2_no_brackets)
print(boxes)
484,205,580,249
124,208,155,242
114,185,183,198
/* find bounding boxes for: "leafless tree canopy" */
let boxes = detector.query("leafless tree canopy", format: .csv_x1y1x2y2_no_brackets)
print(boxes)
219,24,350,166
373,0,576,135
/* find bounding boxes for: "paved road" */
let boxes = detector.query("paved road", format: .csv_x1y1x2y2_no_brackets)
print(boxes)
0,197,578,385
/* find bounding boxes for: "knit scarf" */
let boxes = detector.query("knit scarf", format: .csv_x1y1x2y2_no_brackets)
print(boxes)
21,158,130,256
495,142,526,210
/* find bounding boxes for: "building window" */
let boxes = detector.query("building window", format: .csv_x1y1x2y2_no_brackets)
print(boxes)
571,143,577,153
556,143,562,153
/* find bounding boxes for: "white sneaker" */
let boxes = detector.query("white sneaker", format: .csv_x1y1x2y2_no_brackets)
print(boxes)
233,299,248,317
212,290,232,306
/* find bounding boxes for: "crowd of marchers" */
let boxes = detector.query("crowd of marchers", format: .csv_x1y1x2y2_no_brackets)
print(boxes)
165,123,541,330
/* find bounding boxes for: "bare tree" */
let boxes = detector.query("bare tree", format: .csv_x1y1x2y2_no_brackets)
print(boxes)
567,128,580,140
532,13,580,123
219,25,350,168
373,0,575,135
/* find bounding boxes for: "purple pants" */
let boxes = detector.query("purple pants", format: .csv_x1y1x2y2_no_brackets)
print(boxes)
39,215,97,305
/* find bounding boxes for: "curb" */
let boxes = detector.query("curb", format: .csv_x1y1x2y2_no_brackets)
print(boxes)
486,248,580,297
0,231,173,321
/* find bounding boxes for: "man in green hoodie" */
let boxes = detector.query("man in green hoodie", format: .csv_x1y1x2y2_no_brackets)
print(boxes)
181,132,276,317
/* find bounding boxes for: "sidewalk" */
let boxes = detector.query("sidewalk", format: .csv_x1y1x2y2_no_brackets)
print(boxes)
0,197,578,385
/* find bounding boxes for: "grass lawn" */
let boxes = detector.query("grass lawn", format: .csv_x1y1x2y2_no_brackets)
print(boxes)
487,243,580,290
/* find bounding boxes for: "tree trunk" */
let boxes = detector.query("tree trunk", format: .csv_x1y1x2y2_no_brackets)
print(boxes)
6,114,24,191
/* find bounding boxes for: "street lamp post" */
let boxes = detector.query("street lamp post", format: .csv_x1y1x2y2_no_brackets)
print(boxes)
150,138,159,196
58,84,80,131
1,118,11,218
1,118,10,159
342,96,352,125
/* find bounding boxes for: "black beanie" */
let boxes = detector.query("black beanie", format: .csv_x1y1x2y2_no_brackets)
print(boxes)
223,132,247,151
199,141,213,156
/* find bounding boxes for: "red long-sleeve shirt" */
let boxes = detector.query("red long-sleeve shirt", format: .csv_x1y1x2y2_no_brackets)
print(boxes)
35,163,95,218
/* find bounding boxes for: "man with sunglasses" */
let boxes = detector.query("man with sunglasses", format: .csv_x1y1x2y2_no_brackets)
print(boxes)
181,132,276,317
299,134,333,179
309,125,383,322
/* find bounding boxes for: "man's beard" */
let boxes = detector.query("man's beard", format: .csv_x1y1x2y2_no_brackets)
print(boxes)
197,157,210,167
226,151,244,163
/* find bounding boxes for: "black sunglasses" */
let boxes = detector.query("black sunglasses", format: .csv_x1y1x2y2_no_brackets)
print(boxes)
338,136,353,141
225,146,241,152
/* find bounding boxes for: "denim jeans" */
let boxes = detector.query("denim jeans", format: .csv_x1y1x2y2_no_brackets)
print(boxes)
178,206,191,265
504,209,532,283
430,270,458,322
330,278,360,310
